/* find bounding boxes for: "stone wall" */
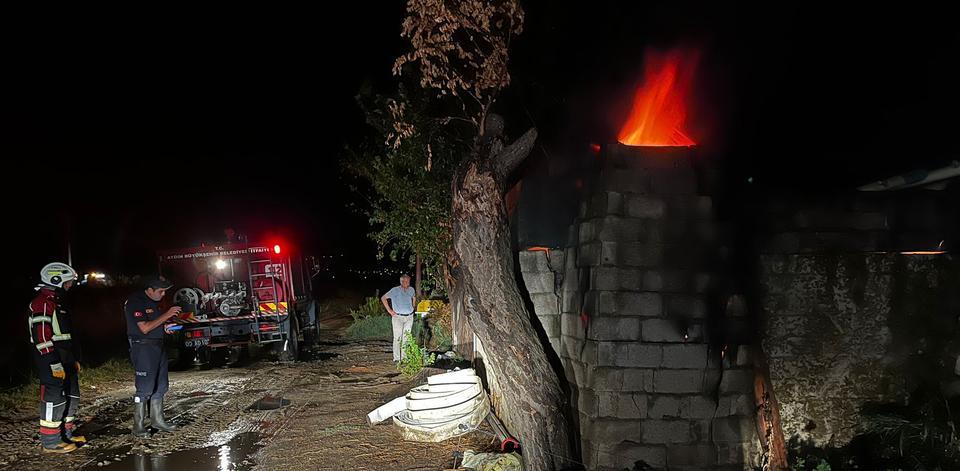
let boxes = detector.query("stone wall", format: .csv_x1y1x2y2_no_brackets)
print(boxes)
760,251,959,447
756,193,960,448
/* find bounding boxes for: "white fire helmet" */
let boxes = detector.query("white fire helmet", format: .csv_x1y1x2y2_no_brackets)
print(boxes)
40,262,78,288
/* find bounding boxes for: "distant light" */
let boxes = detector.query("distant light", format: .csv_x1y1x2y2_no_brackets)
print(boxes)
899,251,947,256
215,259,228,270
274,244,282,255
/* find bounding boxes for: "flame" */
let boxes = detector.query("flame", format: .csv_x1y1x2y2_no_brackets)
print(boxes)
618,48,699,147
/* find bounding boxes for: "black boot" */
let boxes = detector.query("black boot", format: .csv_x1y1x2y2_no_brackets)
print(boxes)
133,400,149,438
149,396,177,432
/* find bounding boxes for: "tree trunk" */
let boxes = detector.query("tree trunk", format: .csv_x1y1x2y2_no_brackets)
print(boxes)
447,119,574,470
415,253,423,298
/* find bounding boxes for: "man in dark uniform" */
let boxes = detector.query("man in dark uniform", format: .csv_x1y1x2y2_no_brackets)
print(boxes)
124,276,181,437
28,262,85,453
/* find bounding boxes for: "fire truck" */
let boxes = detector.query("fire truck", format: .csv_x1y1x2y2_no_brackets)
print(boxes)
157,242,320,365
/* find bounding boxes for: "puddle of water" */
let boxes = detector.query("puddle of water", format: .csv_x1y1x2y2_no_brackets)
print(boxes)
246,395,291,411
85,432,261,471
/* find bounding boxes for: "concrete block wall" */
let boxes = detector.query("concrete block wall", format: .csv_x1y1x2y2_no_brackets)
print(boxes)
519,249,565,354
519,145,760,470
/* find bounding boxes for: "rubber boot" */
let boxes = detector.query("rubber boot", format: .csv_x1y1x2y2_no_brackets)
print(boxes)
150,396,177,432
41,441,78,453
64,420,87,444
133,400,149,438
41,428,77,453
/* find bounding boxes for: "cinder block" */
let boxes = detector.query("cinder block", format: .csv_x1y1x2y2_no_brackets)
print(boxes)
548,337,562,359
587,419,643,443
579,241,602,266
648,395,680,419
622,369,655,392
654,369,704,394
666,294,708,319
563,358,585,385
624,195,666,218
601,169,653,194
561,335,585,361
538,314,561,339
587,191,624,217
667,444,717,468
561,313,585,339
680,396,718,419
596,442,666,469
548,249,566,273
662,344,709,369
650,167,698,195
523,271,555,294
719,370,755,394
694,273,714,294
599,392,648,419
561,289,580,314
686,324,706,343
578,389,599,418
642,271,663,290
519,250,550,273
717,441,762,467
660,270,694,292
712,416,756,443
567,222,580,246
641,319,686,342
600,241,663,267
597,342,661,367
690,419,712,442
589,368,624,391
593,216,645,241
715,394,756,417
591,267,643,291
588,318,641,342
735,345,754,366
531,292,560,316
598,291,662,317
641,419,691,444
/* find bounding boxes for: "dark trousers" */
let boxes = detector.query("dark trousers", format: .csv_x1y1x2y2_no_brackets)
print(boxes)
33,347,79,445
129,339,169,402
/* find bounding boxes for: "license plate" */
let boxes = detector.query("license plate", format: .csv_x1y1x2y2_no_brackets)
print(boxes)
185,338,209,348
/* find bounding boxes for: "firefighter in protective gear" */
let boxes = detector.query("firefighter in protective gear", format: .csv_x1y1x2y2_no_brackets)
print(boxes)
28,262,85,453
124,276,181,438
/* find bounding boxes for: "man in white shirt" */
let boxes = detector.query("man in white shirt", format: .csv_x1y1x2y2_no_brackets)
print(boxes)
381,275,417,362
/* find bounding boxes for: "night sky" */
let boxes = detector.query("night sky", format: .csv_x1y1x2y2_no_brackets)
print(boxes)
6,3,958,291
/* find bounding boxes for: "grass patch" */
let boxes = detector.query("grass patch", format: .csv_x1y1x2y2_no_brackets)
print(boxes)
79,359,132,389
345,315,393,340
0,379,39,413
349,296,386,322
0,359,132,413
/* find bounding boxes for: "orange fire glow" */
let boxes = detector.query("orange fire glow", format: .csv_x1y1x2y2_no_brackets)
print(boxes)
618,48,699,147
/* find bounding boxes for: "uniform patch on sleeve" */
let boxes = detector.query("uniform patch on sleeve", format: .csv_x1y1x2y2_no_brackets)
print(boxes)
134,311,144,318
145,309,155,314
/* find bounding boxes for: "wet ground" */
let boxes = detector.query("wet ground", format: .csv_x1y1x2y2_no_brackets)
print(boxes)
0,312,495,470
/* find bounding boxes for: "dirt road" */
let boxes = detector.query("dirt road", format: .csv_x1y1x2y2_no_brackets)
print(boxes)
0,331,493,470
